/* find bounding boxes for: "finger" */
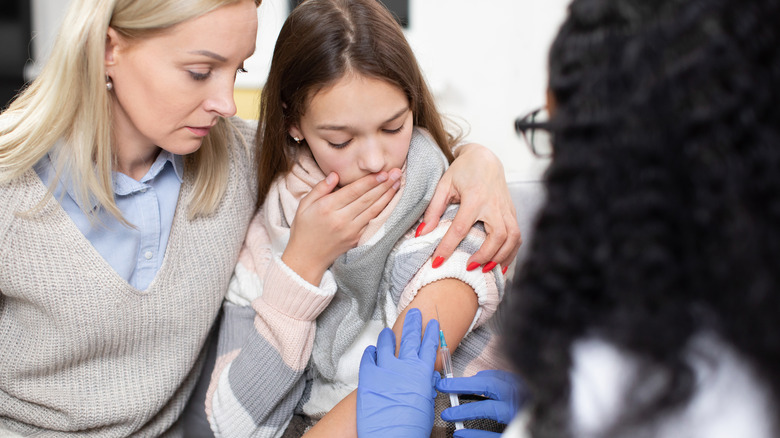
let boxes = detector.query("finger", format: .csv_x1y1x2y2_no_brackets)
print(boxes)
473,369,517,383
431,209,474,263
496,222,522,270
420,176,453,236
476,212,522,269
398,308,423,360
458,201,508,266
466,220,506,267
419,318,440,366
338,169,401,219
359,345,378,368
375,327,397,366
353,176,401,225
430,370,441,399
328,171,393,211
469,370,526,405
453,429,502,438
436,375,501,399
298,172,339,211
441,400,512,423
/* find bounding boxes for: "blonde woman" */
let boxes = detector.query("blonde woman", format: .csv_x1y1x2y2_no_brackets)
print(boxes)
0,0,520,435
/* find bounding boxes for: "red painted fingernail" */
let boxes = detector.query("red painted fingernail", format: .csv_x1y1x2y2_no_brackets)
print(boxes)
432,256,444,269
467,262,481,271
502,266,508,275
415,222,426,238
482,261,498,273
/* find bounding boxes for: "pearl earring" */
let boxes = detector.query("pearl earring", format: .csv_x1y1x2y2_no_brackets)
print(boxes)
106,76,114,91
293,137,302,144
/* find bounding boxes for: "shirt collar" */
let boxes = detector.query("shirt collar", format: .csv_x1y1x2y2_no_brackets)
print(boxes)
112,150,184,196
156,149,184,183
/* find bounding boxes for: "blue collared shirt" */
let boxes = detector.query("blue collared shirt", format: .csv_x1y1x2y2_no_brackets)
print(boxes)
35,148,183,291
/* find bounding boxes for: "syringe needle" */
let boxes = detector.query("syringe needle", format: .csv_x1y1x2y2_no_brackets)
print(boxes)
436,305,464,430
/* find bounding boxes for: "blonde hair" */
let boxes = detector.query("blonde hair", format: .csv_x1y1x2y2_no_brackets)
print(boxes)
0,0,261,221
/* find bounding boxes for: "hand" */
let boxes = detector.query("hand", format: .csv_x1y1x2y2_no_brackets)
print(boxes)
436,370,526,437
420,143,522,271
356,308,440,438
283,169,401,285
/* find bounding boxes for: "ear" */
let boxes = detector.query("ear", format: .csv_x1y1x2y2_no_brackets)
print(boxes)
105,27,122,74
288,125,304,142
546,88,557,114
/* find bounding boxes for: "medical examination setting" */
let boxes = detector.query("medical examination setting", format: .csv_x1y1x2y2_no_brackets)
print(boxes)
1,0,778,437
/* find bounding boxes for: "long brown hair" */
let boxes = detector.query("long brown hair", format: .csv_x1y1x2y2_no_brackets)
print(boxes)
255,0,457,207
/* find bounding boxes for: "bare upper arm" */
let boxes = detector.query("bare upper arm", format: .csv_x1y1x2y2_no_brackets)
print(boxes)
392,277,478,371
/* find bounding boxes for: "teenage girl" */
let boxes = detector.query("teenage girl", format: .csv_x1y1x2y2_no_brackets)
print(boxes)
204,0,509,437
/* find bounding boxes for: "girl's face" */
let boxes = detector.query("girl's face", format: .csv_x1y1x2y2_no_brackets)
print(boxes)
290,74,413,186
105,0,258,161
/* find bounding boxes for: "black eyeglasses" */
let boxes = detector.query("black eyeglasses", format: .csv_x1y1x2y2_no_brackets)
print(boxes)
515,107,553,158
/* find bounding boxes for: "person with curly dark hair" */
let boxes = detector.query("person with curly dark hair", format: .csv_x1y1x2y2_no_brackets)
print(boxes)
507,0,780,436
355,0,780,436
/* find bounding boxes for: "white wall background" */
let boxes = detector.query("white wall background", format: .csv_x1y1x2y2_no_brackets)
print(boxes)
28,0,569,179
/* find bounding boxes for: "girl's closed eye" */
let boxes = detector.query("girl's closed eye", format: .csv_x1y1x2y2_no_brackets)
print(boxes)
328,139,352,149
383,124,404,134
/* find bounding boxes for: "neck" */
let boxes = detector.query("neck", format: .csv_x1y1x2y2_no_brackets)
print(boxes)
111,100,162,181
114,147,161,181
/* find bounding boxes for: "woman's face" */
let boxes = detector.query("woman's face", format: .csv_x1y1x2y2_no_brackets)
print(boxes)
289,74,413,186
105,0,258,161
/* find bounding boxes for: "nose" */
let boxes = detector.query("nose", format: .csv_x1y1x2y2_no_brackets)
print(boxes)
203,78,238,118
358,137,385,174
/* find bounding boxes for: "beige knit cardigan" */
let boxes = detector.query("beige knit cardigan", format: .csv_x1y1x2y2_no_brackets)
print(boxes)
0,118,257,437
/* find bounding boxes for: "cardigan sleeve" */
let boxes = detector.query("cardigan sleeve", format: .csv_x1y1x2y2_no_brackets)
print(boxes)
394,214,504,333
206,211,336,438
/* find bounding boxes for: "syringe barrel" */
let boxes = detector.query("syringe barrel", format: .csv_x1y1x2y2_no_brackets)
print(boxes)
440,346,454,377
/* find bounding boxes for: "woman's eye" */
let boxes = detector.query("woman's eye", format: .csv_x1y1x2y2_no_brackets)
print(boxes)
328,140,352,149
237,67,249,74
189,71,211,81
384,125,404,134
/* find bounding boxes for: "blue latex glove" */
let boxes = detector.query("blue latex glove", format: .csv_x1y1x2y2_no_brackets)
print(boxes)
436,369,526,438
357,308,440,437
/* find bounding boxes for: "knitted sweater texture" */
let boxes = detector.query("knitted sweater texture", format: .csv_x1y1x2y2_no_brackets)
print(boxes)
206,129,505,437
0,118,258,437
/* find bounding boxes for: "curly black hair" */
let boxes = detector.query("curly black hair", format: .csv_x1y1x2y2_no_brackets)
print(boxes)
505,0,780,436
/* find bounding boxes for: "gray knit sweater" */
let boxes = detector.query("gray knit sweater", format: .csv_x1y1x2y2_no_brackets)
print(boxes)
0,118,258,437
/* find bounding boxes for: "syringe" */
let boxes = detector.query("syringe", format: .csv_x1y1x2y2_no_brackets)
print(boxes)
437,307,465,430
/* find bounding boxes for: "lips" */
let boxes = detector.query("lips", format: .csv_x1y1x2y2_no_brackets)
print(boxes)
187,126,212,137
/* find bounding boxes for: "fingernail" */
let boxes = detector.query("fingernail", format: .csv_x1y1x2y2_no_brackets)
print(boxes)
432,256,444,269
389,169,402,182
392,181,400,190
326,172,337,185
415,222,426,238
502,266,508,275
482,261,497,273
467,262,481,271
376,173,388,183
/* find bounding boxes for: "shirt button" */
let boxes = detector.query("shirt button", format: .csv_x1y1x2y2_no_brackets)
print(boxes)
140,188,148,193
144,251,153,260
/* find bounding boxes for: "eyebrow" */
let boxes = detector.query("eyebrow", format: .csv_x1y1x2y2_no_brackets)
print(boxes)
188,50,228,62
316,107,409,131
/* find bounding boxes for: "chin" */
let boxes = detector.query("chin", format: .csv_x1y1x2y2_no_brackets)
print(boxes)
167,138,206,156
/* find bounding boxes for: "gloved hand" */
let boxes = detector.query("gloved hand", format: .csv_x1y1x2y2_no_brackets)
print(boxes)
357,308,440,437
436,369,526,438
